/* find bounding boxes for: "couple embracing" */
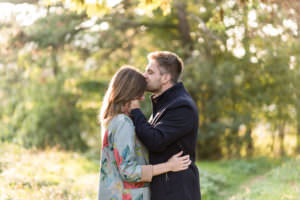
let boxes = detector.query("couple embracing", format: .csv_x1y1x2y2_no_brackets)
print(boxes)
98,51,201,200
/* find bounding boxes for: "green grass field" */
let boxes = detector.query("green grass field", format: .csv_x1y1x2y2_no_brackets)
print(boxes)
1,142,299,200
198,158,300,200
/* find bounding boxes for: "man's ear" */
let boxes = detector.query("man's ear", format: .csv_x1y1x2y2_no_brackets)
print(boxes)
161,73,171,85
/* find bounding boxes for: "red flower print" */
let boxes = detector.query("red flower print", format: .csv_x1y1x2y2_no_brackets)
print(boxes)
114,148,123,168
122,193,132,200
102,130,109,149
124,181,145,189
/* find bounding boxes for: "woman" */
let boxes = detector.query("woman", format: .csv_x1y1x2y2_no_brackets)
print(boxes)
98,66,191,200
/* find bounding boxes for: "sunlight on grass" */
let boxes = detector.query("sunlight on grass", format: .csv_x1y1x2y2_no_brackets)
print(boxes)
197,157,292,200
1,142,299,200
227,158,300,200
0,142,99,200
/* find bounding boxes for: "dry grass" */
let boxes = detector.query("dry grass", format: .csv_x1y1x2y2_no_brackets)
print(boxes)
0,142,99,200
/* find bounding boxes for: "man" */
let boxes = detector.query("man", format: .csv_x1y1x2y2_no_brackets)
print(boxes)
129,51,201,200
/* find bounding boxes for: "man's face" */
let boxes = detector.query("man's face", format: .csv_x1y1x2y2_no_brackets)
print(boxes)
144,60,163,93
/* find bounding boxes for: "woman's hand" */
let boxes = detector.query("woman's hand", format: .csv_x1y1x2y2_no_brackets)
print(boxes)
167,151,191,172
128,94,144,112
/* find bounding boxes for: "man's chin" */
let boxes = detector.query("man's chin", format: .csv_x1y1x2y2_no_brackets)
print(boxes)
146,85,159,93
145,88,153,92
146,87,155,93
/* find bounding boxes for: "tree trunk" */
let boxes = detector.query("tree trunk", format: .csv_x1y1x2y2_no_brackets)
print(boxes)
278,121,286,157
271,130,276,154
51,52,58,76
233,126,241,158
296,122,300,154
173,0,193,58
245,126,253,157
296,111,300,154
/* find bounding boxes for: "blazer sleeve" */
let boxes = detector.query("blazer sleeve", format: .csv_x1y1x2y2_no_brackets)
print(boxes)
112,116,143,182
130,106,194,152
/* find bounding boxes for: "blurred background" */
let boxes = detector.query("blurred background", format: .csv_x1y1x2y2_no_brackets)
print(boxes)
0,0,299,200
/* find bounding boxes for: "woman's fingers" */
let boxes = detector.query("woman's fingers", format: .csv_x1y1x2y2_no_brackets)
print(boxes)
169,152,192,172
181,160,191,168
180,163,190,170
178,155,190,162
186,160,192,166
173,151,184,157
174,160,191,171
175,158,191,168
182,159,191,165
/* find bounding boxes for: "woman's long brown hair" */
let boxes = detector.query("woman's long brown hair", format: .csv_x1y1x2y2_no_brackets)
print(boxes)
99,66,146,127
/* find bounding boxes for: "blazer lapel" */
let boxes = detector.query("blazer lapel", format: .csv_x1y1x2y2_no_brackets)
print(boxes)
150,108,167,125
148,114,154,124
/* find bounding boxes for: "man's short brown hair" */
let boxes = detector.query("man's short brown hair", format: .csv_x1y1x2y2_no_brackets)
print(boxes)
147,51,184,83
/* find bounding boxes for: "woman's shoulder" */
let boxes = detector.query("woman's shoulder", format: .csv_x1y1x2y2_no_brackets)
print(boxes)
109,113,134,129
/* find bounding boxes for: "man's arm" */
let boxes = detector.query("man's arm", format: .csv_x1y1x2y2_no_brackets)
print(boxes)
130,106,194,152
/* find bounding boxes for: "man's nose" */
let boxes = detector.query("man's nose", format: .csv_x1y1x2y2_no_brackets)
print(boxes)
143,72,148,79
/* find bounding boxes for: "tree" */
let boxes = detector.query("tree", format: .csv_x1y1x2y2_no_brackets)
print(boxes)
2,0,300,157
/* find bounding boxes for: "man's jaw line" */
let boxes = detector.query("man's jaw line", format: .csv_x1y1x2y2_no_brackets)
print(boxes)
148,83,174,98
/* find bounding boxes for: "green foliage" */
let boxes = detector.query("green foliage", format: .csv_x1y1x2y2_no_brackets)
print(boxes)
76,80,108,93
1,0,300,157
21,80,87,151
45,0,173,16
24,11,86,49
1,76,88,151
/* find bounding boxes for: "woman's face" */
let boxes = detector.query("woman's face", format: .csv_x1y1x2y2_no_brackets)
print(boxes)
122,102,130,115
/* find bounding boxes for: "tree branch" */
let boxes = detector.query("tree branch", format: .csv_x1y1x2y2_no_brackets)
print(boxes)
0,0,39,4
173,0,193,53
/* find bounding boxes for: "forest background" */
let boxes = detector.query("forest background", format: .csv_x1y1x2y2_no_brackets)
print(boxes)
0,0,299,199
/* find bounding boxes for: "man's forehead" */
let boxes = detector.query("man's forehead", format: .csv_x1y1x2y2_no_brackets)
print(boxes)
146,60,158,70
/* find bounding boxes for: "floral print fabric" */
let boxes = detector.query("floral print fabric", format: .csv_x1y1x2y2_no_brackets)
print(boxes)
98,114,150,200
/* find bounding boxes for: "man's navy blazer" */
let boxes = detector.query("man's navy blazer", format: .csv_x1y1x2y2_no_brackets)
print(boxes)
130,82,201,200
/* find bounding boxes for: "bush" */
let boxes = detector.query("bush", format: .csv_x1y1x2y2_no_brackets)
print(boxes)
2,78,88,151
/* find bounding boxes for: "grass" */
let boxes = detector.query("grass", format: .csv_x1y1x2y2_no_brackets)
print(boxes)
227,158,300,200
0,142,99,200
0,142,299,200
197,157,300,200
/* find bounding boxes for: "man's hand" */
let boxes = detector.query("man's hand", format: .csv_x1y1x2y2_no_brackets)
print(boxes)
129,99,140,112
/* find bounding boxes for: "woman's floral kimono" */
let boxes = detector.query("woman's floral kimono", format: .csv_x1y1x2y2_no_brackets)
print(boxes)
98,114,151,200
